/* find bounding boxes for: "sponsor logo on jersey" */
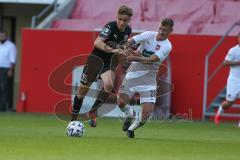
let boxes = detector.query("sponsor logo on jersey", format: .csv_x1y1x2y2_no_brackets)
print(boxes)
142,49,154,57
113,34,118,39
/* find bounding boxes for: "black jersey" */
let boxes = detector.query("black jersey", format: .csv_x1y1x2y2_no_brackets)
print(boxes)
92,21,132,59
80,21,131,85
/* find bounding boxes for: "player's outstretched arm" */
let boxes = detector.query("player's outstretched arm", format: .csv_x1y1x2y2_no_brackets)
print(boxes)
223,60,240,67
127,54,160,64
94,37,114,53
94,37,124,54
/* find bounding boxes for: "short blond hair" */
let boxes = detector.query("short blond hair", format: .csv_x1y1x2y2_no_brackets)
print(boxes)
118,5,133,17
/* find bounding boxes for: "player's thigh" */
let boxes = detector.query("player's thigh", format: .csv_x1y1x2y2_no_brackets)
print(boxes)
226,81,240,101
100,70,115,89
119,78,134,102
81,55,103,85
118,93,130,107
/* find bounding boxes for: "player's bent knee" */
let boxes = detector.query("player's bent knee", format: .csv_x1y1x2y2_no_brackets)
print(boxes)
118,98,127,108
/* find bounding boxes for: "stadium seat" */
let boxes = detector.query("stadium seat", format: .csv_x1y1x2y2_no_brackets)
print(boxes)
51,0,240,36
141,0,214,23
212,0,240,23
131,20,193,35
52,19,193,35
51,19,107,31
70,0,143,21
194,22,240,36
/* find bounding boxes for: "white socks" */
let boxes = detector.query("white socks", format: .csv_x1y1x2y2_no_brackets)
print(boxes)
128,117,145,131
128,119,141,131
217,105,224,115
120,105,134,118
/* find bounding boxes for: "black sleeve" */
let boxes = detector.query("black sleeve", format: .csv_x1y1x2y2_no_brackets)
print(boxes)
99,22,114,40
123,26,132,41
128,27,132,36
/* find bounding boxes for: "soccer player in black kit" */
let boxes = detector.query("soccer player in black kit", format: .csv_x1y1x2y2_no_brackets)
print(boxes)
70,5,133,127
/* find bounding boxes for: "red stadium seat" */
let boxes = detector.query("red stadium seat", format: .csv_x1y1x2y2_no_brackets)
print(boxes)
51,19,107,31
52,19,193,35
142,0,214,23
212,0,240,23
194,22,240,36
70,0,143,21
131,20,193,35
51,0,240,36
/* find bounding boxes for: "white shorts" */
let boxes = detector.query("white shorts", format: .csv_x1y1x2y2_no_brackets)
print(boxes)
119,76,157,104
226,78,240,101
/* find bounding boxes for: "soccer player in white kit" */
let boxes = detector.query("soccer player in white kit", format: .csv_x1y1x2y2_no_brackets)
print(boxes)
215,32,240,125
118,18,174,138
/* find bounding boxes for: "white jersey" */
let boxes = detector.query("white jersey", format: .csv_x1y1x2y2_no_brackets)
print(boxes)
127,31,172,79
225,45,240,81
225,44,240,101
120,31,172,104
0,40,17,68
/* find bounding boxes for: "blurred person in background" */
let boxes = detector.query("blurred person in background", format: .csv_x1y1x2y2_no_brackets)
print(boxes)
215,32,240,125
0,30,17,112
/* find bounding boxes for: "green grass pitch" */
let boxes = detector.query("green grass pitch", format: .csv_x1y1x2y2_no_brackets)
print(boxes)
0,112,239,160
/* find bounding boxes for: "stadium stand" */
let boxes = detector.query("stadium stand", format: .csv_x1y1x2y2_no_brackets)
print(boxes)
51,19,107,31
52,19,193,34
142,0,214,23
21,0,240,120
212,0,240,23
70,0,143,21
195,22,240,35
51,0,240,36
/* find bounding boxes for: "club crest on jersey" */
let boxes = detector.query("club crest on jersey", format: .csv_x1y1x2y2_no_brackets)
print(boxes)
101,26,111,36
155,44,161,50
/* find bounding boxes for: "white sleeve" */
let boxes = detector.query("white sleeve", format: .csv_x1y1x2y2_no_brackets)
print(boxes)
9,43,17,64
225,48,234,61
154,45,172,61
132,31,153,44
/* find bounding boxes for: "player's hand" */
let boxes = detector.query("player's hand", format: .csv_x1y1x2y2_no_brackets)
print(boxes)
131,51,141,56
118,53,128,63
111,48,124,54
124,48,133,56
127,54,138,62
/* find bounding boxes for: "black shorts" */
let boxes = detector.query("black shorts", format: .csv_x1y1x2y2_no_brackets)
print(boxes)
80,53,119,85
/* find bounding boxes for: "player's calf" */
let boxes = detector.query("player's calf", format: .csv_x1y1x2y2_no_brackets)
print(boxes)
214,100,234,124
121,107,135,131
71,95,83,121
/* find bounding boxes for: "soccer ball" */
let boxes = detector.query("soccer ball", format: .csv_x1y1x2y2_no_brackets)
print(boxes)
66,121,85,137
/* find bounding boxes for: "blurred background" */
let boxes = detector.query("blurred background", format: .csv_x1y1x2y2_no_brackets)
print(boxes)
0,0,240,121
